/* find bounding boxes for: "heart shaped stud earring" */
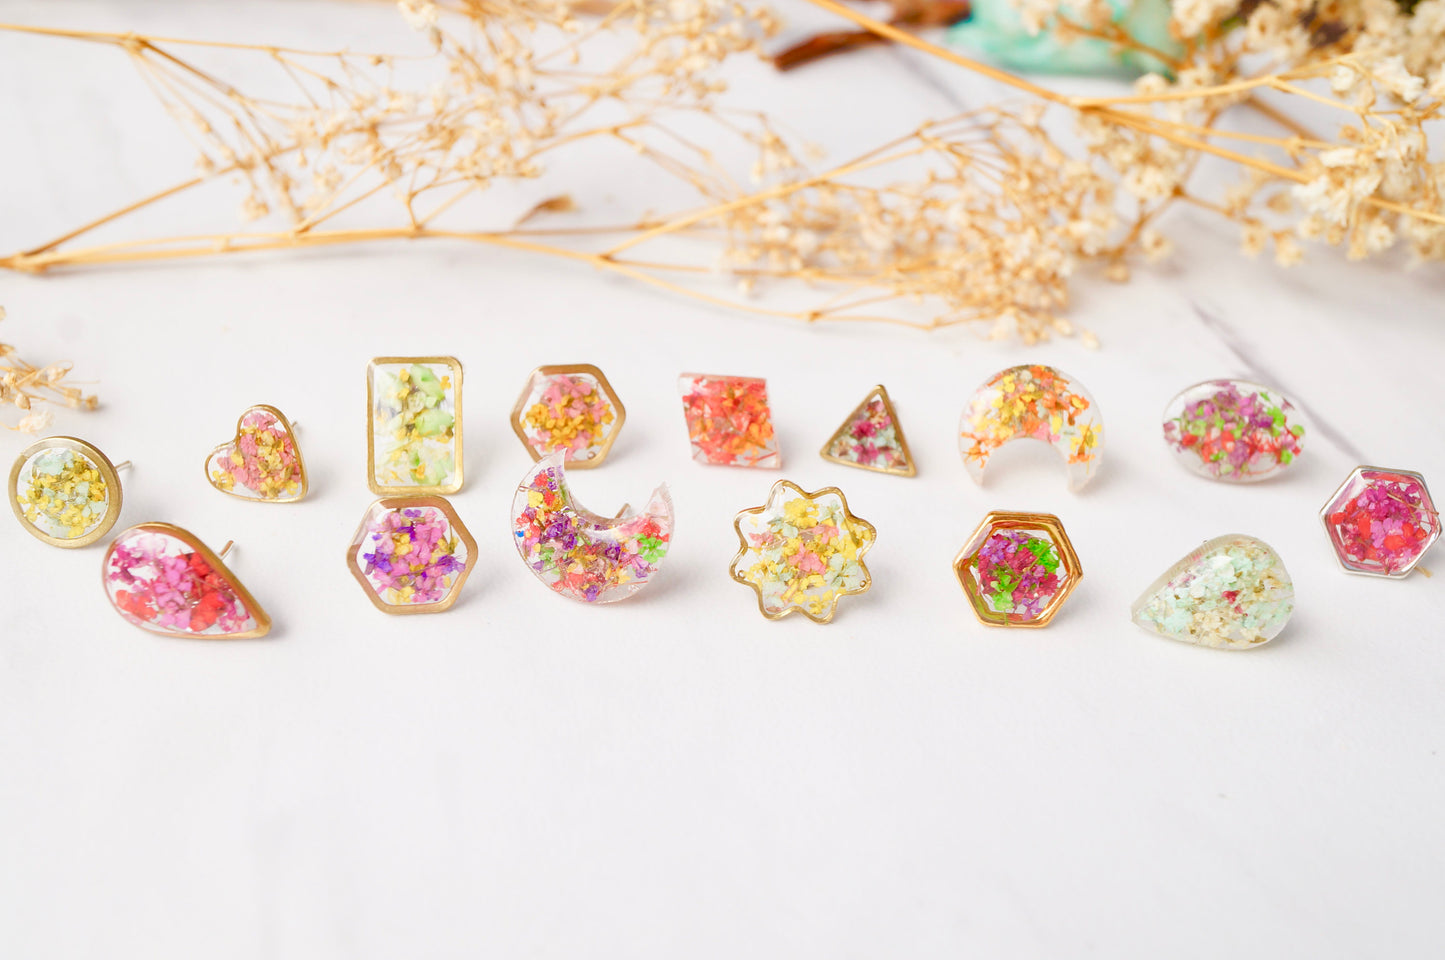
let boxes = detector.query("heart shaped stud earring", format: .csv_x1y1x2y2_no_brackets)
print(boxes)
102,523,271,638
205,405,307,502
9,436,130,548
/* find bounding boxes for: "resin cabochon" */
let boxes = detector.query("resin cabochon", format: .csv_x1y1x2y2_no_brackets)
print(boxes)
511,365,625,467
1320,467,1440,578
11,443,116,543
1161,378,1307,483
1131,534,1294,650
367,358,462,494
953,513,1082,627
820,385,915,477
958,365,1104,492
206,405,306,502
678,373,780,469
102,525,269,638
510,453,674,604
347,498,474,612
730,481,875,622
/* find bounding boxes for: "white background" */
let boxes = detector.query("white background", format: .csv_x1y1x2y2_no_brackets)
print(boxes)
2,2,1444,957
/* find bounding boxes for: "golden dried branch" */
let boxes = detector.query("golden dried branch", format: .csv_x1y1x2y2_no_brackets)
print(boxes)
0,307,99,432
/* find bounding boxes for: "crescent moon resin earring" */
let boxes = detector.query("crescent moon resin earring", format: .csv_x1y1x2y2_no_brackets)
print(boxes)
958,365,1103,491
347,496,476,613
510,364,625,468
367,356,463,495
205,404,307,502
9,436,130,548
510,452,673,603
729,480,875,623
102,524,271,638
1161,379,1306,482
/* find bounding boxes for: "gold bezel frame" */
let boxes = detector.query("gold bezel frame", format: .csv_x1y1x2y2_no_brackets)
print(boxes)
366,356,464,496
346,495,477,615
508,363,627,470
953,510,1082,628
101,522,272,639
729,479,876,624
205,404,309,503
9,435,124,549
818,383,917,477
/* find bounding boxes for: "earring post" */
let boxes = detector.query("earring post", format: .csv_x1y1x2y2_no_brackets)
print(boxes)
218,540,235,560
114,460,132,471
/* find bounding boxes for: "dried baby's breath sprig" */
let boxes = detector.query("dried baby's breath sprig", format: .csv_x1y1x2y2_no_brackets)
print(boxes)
0,307,99,432
2,0,1444,343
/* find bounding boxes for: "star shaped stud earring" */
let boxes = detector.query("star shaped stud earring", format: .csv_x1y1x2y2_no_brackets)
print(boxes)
729,479,875,623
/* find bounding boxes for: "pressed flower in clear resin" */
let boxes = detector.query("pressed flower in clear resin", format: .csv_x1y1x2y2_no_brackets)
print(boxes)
511,453,673,603
367,357,462,494
1321,467,1439,578
953,511,1081,627
206,405,306,501
959,365,1103,491
1132,534,1294,649
510,364,625,467
9,436,123,548
1162,379,1305,482
820,384,915,477
103,524,270,638
347,497,475,613
730,480,875,622
678,373,779,468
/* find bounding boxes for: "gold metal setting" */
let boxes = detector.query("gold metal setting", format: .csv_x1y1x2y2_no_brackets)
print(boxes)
205,404,309,503
953,510,1082,628
366,355,464,496
508,363,626,469
346,495,477,615
101,522,272,639
819,383,916,477
729,479,876,624
8,435,124,548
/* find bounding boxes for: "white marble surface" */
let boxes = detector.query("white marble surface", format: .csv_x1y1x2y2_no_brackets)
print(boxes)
2,2,1444,957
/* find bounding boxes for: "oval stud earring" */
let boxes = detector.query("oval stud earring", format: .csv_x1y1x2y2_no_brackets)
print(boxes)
102,524,271,638
205,404,308,502
9,436,130,548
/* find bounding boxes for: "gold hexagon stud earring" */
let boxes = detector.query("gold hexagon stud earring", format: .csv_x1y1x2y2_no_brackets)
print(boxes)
366,356,463,495
102,525,271,639
953,510,1082,628
205,404,308,502
730,479,875,623
509,363,626,468
9,436,130,548
346,496,476,614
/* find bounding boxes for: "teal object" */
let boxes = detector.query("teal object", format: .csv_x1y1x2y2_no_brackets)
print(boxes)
948,0,1179,78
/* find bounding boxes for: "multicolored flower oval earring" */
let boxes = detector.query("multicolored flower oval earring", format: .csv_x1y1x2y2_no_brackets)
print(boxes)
9,436,130,548
1161,379,1306,482
511,452,673,603
102,523,271,638
958,365,1104,491
205,404,307,502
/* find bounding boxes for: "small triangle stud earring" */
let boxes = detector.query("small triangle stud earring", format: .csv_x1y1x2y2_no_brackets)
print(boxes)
819,384,916,477
205,405,307,502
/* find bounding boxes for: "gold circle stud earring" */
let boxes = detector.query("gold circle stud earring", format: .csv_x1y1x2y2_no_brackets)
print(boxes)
9,436,130,548
101,524,271,639
205,404,308,502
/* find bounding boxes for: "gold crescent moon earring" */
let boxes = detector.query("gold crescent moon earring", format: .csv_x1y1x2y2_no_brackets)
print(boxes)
9,436,130,548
